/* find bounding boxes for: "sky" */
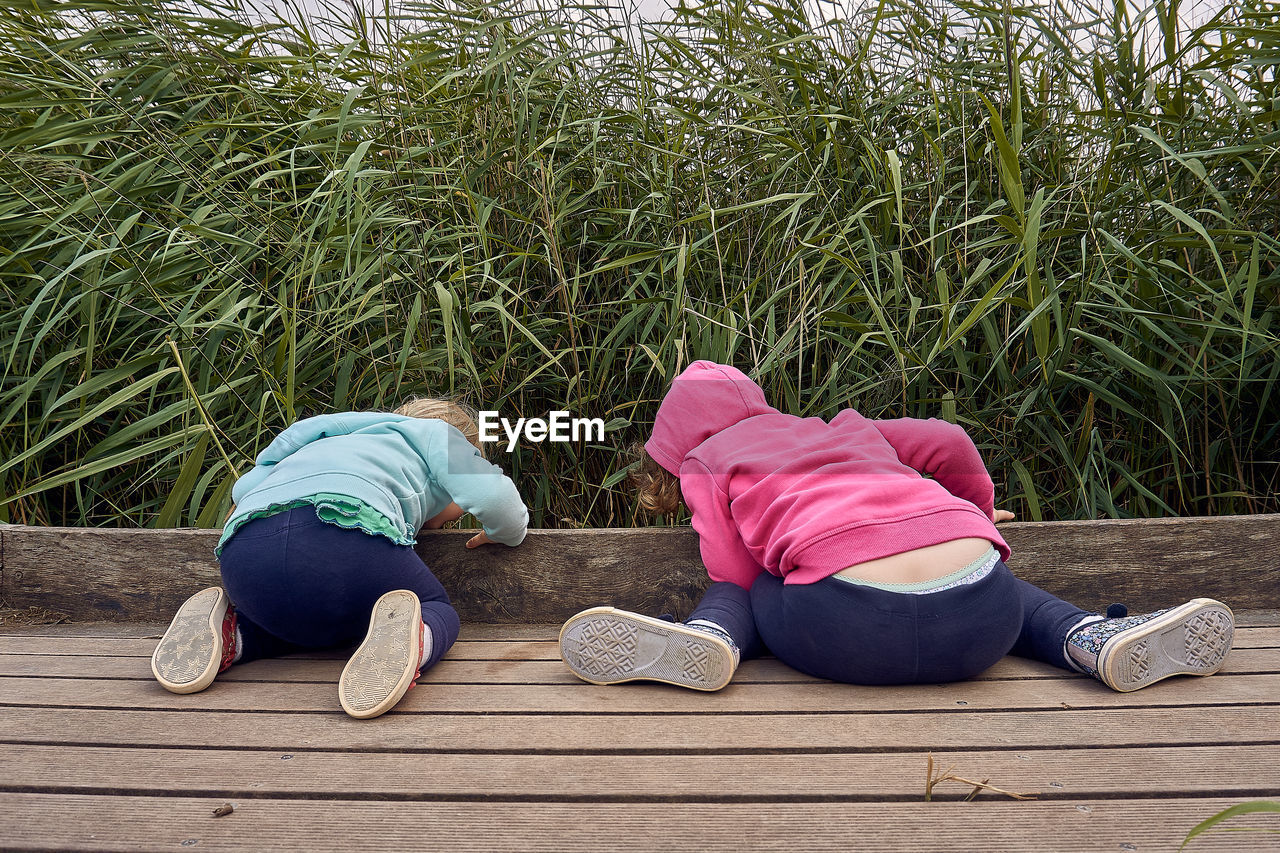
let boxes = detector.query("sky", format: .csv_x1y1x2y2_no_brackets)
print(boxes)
240,0,1228,48
244,0,673,31
262,0,1226,24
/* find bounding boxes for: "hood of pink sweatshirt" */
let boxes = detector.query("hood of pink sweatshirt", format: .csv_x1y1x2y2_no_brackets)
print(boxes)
645,361,779,474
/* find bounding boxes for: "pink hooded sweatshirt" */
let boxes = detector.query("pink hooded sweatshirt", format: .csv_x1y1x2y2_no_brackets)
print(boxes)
645,361,1011,589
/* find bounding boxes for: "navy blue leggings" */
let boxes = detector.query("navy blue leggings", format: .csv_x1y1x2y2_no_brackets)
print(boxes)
688,561,1090,684
218,506,459,670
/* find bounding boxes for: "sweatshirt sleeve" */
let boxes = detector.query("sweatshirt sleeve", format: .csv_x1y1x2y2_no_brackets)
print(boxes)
231,413,402,504
871,418,997,520
679,458,765,590
424,425,529,546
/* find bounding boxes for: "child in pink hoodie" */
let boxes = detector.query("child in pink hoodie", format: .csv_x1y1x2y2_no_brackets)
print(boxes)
559,361,1234,692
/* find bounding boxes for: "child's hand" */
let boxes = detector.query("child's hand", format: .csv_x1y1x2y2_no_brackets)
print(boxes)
466,531,495,548
993,510,1016,523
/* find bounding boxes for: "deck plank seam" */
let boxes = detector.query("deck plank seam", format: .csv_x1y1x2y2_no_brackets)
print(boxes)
5,702,1278,717
6,740,1280,755
3,786,1278,805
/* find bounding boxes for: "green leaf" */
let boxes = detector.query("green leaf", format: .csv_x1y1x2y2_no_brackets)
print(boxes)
154,429,210,529
1180,801,1280,850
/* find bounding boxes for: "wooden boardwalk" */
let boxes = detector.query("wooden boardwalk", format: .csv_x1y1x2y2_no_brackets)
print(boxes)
2,618,1279,851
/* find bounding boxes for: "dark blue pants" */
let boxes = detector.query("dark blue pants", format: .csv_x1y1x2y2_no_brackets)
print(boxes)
689,561,1090,684
218,506,459,670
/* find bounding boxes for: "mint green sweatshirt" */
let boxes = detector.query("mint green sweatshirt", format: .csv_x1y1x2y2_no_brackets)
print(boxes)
217,412,528,552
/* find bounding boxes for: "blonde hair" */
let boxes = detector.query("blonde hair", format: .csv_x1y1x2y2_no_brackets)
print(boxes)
395,396,484,454
627,442,682,516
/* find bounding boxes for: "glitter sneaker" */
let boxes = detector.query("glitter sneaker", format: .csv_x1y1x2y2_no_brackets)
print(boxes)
1065,598,1234,692
339,590,425,719
151,587,237,694
559,606,739,691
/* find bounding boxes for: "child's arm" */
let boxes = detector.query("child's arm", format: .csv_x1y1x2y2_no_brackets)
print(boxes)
427,427,528,547
425,502,494,549
680,458,765,589
871,417,997,520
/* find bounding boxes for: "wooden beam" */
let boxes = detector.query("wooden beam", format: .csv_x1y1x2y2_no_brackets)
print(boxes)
2,515,1278,622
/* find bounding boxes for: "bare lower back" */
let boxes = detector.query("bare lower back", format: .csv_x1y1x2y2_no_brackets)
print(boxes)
833,537,994,585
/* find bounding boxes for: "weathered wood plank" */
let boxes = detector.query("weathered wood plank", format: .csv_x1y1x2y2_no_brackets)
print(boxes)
4,648,1276,683
0,793,1269,852
2,673,1274,714
1,526,219,621
3,625,1278,659
4,515,1278,621
3,705,1276,752
0,656,830,684
5,743,1279,799
0,621,162,639
0,622,569,640
2,614,1277,640
0,638,566,659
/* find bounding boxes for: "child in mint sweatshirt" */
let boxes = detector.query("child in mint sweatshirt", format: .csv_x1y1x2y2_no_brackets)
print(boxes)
152,398,527,718
560,361,1233,693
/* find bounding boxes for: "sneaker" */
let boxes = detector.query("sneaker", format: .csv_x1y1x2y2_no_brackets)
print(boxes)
1066,598,1234,692
151,587,237,694
559,606,738,691
339,590,425,719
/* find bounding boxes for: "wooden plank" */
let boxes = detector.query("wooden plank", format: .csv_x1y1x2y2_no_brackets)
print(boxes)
0,655,777,684
1235,609,1280,627
4,647,1277,684
3,624,1277,658
0,793,1270,852
2,672,1276,714
3,705,1277,752
0,526,707,622
2,614,1277,640
0,653,832,683
4,743,1280,799
5,625,1274,666
0,621,164,639
5,515,1279,621
7,614,1280,640
1,526,220,621
0,637,567,659
0,622,567,640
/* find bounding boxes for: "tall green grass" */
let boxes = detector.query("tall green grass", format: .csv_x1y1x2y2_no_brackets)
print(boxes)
0,0,1277,529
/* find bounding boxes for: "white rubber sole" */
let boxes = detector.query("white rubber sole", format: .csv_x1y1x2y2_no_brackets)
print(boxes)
1097,598,1235,692
339,590,423,719
559,607,736,691
151,587,230,694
